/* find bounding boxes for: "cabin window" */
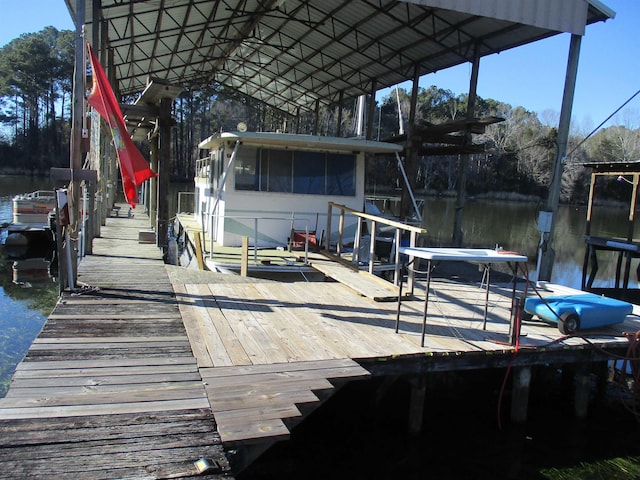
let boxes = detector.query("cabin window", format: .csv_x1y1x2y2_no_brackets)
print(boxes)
293,152,325,194
260,149,293,192
326,153,355,195
234,146,259,191
234,147,356,196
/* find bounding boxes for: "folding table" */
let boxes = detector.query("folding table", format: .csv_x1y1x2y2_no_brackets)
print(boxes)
396,247,528,347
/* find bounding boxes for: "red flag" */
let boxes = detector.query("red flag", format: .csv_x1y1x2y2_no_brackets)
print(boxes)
86,43,156,207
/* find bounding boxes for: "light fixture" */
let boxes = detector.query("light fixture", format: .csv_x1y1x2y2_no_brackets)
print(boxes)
617,175,634,185
194,458,221,475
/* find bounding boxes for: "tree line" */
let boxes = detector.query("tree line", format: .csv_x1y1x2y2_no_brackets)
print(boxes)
1,27,639,205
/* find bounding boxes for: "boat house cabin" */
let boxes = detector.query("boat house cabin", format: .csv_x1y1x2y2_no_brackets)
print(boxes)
195,132,403,248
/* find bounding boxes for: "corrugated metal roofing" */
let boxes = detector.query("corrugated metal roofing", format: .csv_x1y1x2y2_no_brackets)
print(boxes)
64,0,613,115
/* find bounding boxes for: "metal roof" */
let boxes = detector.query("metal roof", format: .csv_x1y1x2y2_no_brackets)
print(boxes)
65,0,614,116
198,131,404,153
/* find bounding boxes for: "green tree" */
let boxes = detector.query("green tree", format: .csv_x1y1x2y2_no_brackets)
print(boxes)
0,27,73,170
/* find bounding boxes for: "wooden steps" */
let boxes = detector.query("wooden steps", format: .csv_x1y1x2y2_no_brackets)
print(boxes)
199,359,370,445
307,251,401,301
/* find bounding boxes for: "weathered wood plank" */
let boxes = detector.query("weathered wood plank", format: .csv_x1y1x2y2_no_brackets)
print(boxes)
5,373,203,394
213,405,301,425
188,284,236,367
173,283,217,368
12,363,199,379
207,283,292,365
200,358,365,378
5,378,204,400
217,417,289,445
0,398,211,419
204,369,366,389
194,286,253,367
15,356,196,371
208,389,318,412
205,377,334,398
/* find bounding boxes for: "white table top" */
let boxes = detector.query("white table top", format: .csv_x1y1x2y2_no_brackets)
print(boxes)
398,247,528,263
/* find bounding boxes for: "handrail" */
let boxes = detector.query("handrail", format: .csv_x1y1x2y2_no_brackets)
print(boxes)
326,202,426,286
327,202,425,233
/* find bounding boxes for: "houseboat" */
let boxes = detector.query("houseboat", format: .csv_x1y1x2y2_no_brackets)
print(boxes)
192,131,404,258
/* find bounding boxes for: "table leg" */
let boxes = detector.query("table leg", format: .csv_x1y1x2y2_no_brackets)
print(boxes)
508,262,520,345
395,263,404,334
482,264,490,330
421,260,432,347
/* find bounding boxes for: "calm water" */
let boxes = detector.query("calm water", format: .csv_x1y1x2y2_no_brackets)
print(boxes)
0,175,59,396
1,177,639,479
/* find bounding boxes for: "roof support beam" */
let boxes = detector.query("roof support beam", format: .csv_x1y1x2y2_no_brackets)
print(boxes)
67,0,87,290
313,99,320,135
400,66,421,221
366,78,378,140
452,41,480,247
538,33,582,281
336,89,344,137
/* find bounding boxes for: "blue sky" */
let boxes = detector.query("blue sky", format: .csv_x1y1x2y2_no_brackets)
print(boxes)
1,0,638,130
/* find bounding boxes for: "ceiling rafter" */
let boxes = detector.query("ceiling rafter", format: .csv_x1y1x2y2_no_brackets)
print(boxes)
73,0,613,116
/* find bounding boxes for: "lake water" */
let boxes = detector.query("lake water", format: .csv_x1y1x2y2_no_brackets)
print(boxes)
1,178,636,394
0,176,59,396
1,176,639,478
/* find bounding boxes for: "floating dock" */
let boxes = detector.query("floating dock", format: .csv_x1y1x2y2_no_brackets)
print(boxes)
0,204,639,478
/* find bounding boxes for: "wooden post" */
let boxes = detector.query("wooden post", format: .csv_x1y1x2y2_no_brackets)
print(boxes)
194,232,204,270
241,236,249,277
157,97,171,255
325,203,332,251
337,210,345,256
510,366,531,424
574,364,590,419
149,133,159,230
408,376,427,436
69,0,86,288
353,217,362,265
369,220,376,275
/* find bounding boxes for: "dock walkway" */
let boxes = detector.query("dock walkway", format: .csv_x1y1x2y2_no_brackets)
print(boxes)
1,205,640,478
0,207,230,479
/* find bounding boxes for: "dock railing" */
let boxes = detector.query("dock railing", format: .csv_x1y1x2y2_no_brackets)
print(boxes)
326,202,426,286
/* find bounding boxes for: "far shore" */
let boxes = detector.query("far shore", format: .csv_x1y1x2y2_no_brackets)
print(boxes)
1,171,628,209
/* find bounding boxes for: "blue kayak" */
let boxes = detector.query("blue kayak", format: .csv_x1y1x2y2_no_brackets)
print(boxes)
523,293,633,334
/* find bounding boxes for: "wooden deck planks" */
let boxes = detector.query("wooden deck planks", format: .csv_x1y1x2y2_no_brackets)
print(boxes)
181,275,640,371
0,409,228,479
201,358,370,445
4,203,640,477
0,206,232,479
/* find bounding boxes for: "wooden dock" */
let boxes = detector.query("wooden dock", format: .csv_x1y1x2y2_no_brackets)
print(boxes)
0,208,230,479
1,204,640,478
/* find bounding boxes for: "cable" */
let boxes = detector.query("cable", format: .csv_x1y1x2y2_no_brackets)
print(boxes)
569,87,640,157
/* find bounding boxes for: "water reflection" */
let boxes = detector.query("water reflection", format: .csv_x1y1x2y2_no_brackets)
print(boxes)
0,176,59,396
372,197,638,290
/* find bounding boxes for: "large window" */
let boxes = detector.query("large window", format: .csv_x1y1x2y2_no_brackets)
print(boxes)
234,146,259,191
235,147,356,196
260,150,293,192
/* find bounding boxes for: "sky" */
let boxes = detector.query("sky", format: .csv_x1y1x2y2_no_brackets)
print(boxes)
0,0,638,131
